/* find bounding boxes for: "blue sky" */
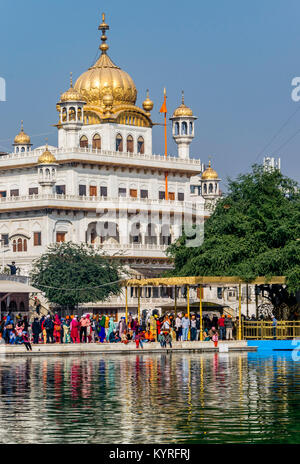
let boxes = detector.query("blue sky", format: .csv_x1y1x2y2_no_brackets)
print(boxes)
1,0,300,188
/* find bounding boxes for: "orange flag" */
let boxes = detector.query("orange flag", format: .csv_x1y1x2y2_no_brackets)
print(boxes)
159,89,167,113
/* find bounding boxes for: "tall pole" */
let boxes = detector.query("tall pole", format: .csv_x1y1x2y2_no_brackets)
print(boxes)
187,285,190,340
125,286,128,325
162,88,168,200
246,283,249,318
138,286,141,324
199,284,203,341
238,282,242,340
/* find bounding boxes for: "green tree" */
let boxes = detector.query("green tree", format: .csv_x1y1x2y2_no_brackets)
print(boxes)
30,242,122,309
168,165,300,317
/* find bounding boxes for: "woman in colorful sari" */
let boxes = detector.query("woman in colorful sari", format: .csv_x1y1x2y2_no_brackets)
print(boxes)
106,317,115,342
97,315,107,343
70,316,80,343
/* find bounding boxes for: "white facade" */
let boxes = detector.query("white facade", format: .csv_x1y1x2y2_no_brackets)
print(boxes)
0,14,222,316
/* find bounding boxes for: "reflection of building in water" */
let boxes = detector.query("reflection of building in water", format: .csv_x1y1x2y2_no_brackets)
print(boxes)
0,354,298,443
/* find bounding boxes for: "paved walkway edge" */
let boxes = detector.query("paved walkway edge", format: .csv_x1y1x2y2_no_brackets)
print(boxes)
0,340,257,357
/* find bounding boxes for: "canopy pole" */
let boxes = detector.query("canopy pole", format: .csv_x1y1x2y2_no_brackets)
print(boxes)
199,284,203,341
238,282,242,340
138,286,141,324
187,284,190,340
125,286,128,325
174,285,177,318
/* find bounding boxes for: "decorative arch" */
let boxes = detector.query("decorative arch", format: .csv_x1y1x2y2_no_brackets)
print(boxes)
137,136,145,154
127,135,134,153
116,134,123,152
92,133,101,150
80,135,88,148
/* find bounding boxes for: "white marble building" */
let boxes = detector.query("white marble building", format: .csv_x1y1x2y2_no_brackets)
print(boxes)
0,14,223,317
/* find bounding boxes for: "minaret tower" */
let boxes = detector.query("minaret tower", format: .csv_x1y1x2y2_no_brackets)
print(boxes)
37,143,58,194
13,121,32,153
170,91,197,159
57,72,86,149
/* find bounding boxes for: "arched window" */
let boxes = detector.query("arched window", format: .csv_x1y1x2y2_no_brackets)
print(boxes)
92,133,101,149
189,122,193,134
23,239,27,252
175,122,179,135
21,147,25,152
17,238,22,252
137,136,144,154
77,107,82,120
127,135,134,153
204,183,207,194
209,183,213,193
182,122,187,135
13,240,16,252
116,134,123,152
80,135,88,148
62,107,67,122
69,107,76,121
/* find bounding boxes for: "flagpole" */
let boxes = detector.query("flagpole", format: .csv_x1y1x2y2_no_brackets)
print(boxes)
163,88,168,200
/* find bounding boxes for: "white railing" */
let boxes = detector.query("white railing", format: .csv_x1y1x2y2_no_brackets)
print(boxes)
0,193,198,210
92,243,168,251
0,146,202,166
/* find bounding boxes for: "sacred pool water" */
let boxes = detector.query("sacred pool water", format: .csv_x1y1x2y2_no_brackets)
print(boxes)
0,352,299,444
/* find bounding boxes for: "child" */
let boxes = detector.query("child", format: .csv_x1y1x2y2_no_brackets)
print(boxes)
164,332,172,348
22,331,32,351
135,330,144,349
158,332,166,348
211,327,219,347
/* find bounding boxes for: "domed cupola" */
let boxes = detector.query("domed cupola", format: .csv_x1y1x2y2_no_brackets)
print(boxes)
170,92,197,159
201,160,220,198
37,144,58,194
74,14,137,111
13,121,32,153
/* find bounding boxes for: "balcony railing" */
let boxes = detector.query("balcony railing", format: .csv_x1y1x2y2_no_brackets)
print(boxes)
0,147,202,166
93,243,169,251
0,194,199,211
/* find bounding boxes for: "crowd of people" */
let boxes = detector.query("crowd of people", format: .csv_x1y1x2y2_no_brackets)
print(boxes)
0,311,243,350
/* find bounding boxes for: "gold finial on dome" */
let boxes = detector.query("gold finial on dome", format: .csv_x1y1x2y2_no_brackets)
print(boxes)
74,15,137,108
202,160,219,180
98,12,110,54
14,120,31,145
37,141,57,165
172,91,193,117
142,89,154,115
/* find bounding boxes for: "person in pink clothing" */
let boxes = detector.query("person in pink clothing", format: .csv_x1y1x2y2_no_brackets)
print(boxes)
70,316,80,343
80,315,88,343
86,314,92,343
53,314,61,343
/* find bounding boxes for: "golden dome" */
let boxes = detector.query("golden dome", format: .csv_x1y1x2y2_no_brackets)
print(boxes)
142,89,154,113
172,91,193,117
37,146,57,164
74,14,137,108
14,121,31,145
60,73,86,103
202,160,219,180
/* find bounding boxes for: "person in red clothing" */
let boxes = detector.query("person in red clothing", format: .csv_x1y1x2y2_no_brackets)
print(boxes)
70,316,80,343
217,314,225,340
156,316,162,336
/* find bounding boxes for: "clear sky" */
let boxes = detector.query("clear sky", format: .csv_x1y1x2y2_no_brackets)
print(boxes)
1,0,300,189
